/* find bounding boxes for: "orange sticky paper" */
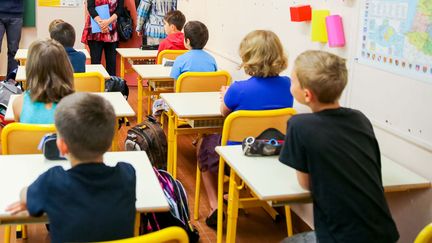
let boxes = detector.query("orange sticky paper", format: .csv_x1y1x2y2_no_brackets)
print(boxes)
311,10,330,42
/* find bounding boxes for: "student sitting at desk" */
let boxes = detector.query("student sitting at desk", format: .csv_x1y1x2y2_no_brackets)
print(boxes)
12,39,74,124
201,30,294,228
6,93,136,243
279,50,399,243
158,10,187,55
50,21,86,73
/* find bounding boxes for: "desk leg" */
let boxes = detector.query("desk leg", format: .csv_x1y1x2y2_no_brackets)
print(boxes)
285,205,293,236
226,168,240,243
147,85,152,116
120,56,125,79
217,158,226,243
134,212,140,236
172,115,178,179
167,109,174,174
137,76,143,123
112,119,119,151
4,225,11,243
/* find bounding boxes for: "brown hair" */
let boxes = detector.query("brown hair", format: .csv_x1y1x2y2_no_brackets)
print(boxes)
164,10,186,31
50,22,76,47
239,30,288,77
294,50,348,103
55,93,115,161
26,39,74,103
48,19,65,33
183,21,209,49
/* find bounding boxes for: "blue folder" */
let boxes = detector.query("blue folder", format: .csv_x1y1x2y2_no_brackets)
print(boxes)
90,4,112,33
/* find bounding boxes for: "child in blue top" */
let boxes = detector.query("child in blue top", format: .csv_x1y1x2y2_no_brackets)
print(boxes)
202,30,294,228
170,21,217,80
12,39,74,124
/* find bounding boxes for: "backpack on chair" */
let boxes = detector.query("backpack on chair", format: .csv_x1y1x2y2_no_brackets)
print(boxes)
0,78,22,127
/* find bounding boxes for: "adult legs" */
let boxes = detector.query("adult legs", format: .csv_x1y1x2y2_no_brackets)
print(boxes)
103,41,118,76
87,40,104,65
0,17,23,75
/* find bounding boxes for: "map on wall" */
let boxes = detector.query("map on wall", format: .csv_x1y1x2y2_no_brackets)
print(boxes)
358,0,432,82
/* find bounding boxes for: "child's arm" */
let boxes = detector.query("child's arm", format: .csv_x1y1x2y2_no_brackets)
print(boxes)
219,86,231,116
135,0,152,35
296,171,310,190
12,94,24,122
5,187,28,215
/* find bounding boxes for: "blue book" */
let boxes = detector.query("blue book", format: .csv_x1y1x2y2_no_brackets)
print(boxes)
90,4,112,33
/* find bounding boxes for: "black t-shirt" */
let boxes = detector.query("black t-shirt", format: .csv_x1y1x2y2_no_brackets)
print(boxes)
27,162,136,243
279,108,399,243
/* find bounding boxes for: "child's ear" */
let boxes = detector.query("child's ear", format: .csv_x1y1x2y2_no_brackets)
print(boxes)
184,38,191,48
303,88,314,103
56,135,69,156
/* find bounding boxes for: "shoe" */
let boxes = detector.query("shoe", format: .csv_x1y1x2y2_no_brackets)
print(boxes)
205,209,218,228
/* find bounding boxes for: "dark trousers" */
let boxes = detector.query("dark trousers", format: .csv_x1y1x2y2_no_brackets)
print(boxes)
0,17,23,75
87,40,118,76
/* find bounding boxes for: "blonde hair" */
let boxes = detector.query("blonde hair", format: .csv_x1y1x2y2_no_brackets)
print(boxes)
48,19,65,33
26,39,74,103
294,50,347,103
239,30,288,77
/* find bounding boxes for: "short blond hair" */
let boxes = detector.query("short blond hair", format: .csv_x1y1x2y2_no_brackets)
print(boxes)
239,30,288,77
48,19,64,33
294,50,347,103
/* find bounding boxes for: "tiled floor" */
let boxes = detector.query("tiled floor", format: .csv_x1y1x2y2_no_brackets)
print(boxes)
0,87,307,242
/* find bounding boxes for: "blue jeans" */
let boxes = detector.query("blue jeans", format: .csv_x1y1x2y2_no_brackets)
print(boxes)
0,17,23,75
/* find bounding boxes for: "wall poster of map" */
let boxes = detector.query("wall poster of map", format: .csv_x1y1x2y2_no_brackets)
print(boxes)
358,0,432,82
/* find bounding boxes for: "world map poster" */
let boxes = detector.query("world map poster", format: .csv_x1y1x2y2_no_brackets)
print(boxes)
358,0,432,82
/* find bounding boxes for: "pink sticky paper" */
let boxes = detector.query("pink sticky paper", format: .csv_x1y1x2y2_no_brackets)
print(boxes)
325,15,346,47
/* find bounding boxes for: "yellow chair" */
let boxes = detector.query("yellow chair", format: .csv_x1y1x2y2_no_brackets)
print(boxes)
215,108,297,242
156,49,188,64
415,223,432,243
1,122,56,243
74,72,105,92
98,226,188,243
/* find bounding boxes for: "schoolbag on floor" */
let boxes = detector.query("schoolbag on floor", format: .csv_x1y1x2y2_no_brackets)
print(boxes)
0,81,22,127
124,115,167,170
141,169,199,243
105,76,129,99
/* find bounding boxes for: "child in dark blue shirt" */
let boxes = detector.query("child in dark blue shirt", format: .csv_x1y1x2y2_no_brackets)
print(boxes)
6,93,136,243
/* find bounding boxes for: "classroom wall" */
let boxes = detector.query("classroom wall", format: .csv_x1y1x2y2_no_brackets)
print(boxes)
178,0,432,242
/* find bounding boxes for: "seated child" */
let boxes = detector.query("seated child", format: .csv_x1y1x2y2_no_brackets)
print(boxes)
12,39,74,124
170,20,217,80
158,10,187,55
279,50,399,242
6,92,136,243
202,30,294,228
50,21,86,73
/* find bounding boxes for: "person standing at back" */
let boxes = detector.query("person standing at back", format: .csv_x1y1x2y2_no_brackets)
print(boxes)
0,0,24,76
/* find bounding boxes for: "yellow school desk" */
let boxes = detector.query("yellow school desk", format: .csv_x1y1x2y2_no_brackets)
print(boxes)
0,151,170,239
215,145,432,243
132,64,173,123
5,92,135,151
116,48,158,79
14,48,90,65
160,92,224,178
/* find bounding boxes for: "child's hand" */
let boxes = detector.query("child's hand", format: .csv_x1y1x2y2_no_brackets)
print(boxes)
5,201,27,215
219,86,228,101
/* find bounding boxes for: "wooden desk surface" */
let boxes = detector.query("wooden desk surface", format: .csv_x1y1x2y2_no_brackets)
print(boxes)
132,64,172,79
216,145,431,202
116,48,158,59
5,92,135,121
161,92,222,118
0,151,169,221
15,48,90,60
16,64,110,82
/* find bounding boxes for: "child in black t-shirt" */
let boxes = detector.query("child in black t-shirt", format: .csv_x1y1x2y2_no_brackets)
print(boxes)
279,50,399,243
6,93,136,243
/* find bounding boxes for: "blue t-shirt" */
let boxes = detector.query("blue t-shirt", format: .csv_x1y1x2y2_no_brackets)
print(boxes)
65,47,86,73
20,91,57,124
27,162,136,243
170,49,217,80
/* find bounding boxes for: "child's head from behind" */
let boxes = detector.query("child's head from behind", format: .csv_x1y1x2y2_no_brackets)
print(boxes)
26,39,74,103
55,93,115,162
163,10,186,34
48,19,65,33
292,50,347,105
50,22,76,48
183,21,209,50
239,30,288,78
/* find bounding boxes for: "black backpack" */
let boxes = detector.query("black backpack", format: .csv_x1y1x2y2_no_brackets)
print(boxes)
105,76,129,99
118,7,133,41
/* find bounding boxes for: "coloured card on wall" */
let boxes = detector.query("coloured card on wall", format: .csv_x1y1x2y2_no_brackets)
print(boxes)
357,0,432,82
38,0,81,7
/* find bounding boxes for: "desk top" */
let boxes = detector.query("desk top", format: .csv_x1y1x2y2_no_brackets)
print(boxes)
5,92,135,121
16,64,110,81
161,92,222,118
116,48,158,59
132,64,172,79
15,48,90,60
0,151,169,220
216,145,431,202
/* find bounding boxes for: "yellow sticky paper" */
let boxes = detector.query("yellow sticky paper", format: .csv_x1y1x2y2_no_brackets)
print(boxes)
38,0,61,7
311,10,330,42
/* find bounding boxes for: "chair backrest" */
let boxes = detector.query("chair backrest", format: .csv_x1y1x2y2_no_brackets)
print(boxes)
415,223,432,243
221,108,297,145
73,72,105,92
175,71,231,93
97,226,188,243
1,123,56,155
157,50,188,64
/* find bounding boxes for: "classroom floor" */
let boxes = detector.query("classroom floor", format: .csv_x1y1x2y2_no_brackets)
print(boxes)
0,87,309,243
